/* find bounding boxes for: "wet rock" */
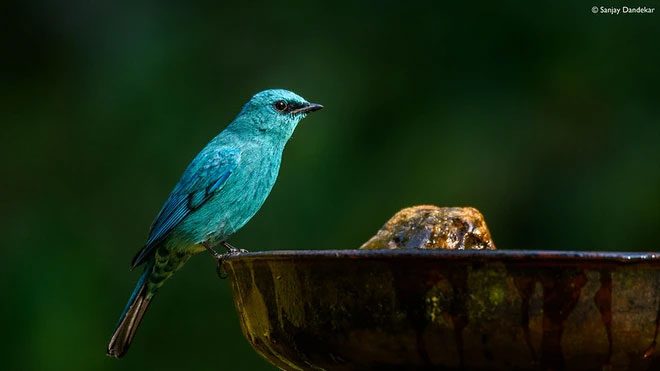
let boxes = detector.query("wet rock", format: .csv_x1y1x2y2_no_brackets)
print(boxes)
360,205,496,250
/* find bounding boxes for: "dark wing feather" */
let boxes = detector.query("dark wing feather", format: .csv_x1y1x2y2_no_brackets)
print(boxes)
130,147,240,268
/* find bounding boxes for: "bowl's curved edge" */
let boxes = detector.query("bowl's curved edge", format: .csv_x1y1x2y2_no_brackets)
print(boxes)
223,249,660,265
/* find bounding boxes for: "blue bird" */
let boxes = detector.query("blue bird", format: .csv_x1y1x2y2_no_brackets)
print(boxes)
107,89,323,358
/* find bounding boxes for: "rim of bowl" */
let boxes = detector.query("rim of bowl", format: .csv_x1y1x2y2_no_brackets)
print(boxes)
222,249,660,266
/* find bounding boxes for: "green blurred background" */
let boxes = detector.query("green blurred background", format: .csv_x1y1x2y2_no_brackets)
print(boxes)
2,1,659,370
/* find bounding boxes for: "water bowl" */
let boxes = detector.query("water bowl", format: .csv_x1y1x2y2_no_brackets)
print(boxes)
222,249,660,370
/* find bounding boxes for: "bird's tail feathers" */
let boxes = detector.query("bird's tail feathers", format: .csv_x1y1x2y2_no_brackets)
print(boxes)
107,266,153,358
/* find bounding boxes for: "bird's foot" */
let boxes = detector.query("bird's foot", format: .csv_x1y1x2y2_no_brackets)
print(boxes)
222,241,248,254
216,258,229,280
202,243,230,279
203,242,247,279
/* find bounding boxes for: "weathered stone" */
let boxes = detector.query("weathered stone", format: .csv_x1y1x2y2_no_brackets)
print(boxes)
360,205,496,250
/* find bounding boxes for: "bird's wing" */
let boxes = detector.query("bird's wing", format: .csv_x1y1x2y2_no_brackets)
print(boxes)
130,147,241,269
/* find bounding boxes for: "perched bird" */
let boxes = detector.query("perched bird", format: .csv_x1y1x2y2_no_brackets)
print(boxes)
107,89,323,358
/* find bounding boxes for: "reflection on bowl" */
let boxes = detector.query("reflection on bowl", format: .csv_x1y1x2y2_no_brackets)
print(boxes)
222,249,660,370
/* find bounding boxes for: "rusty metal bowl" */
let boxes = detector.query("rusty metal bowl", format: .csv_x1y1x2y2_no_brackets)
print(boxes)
222,250,660,370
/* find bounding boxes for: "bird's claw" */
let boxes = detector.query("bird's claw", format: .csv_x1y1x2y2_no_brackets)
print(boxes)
214,243,248,279
216,258,229,279
221,241,248,254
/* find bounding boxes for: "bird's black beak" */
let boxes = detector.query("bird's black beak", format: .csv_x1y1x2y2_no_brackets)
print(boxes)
291,102,324,115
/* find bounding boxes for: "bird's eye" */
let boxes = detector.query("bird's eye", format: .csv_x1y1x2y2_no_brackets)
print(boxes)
274,100,288,112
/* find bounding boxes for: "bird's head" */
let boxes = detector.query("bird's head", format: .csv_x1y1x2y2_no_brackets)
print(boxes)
232,89,323,141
